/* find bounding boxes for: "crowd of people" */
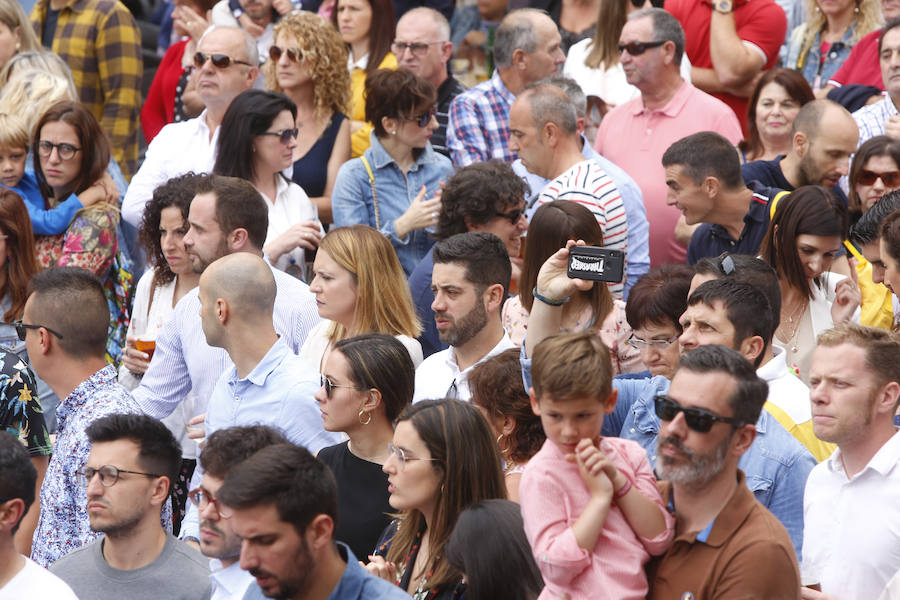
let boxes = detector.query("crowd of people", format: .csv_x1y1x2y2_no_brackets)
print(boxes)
4,0,900,598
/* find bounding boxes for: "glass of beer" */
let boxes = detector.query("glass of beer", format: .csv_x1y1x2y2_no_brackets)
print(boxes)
134,334,156,360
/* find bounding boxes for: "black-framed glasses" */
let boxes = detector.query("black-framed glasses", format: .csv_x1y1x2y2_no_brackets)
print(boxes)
320,374,358,398
654,395,746,433
37,140,81,161
391,41,442,57
387,442,439,470
76,465,163,488
858,170,900,187
258,128,299,144
12,319,64,342
408,106,437,128
627,333,679,350
495,206,526,224
193,52,253,69
188,487,232,518
269,45,303,62
617,40,666,56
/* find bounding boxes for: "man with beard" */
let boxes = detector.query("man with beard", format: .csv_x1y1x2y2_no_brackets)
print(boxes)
801,323,900,600
50,414,211,599
740,99,859,205
413,232,515,402
647,345,800,598
217,442,410,600
193,425,290,600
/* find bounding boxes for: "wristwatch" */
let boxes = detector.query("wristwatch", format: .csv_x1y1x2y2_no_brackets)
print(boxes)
714,0,734,13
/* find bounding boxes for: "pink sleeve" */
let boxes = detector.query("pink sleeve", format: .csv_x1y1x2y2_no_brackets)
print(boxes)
519,461,592,587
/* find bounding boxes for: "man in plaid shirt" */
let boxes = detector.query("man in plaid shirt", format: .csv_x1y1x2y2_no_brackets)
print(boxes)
31,0,142,180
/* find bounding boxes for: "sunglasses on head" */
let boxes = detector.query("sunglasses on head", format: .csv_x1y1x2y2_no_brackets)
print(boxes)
409,106,437,128
258,128,299,143
654,394,746,433
193,52,253,69
858,169,900,187
269,45,303,63
617,40,666,56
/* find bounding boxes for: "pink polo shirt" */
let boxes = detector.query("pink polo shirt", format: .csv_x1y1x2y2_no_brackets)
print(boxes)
594,80,742,266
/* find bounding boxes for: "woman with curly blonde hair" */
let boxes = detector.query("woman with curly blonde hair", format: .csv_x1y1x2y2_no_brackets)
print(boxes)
785,0,882,90
265,11,351,224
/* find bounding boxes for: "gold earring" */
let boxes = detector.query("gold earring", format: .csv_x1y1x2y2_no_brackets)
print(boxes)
358,409,372,425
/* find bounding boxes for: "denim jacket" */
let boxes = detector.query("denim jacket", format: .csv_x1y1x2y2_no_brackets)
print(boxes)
785,23,856,89
603,375,815,560
331,134,455,275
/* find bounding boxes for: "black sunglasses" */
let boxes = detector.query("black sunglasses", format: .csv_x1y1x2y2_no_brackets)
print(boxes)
617,40,666,56
193,52,253,69
13,319,64,342
269,45,303,62
654,395,745,433
258,128,299,144
319,374,358,398
408,106,437,128
496,207,525,224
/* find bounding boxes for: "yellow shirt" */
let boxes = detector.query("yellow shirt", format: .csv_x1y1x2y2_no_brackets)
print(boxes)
349,52,397,158
844,240,895,330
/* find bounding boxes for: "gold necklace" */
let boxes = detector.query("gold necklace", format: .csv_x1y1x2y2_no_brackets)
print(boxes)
777,297,808,353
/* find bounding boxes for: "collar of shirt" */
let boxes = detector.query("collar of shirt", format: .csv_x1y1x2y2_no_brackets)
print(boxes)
328,543,370,599
209,559,253,599
826,429,900,480
633,79,692,117
446,332,514,375
756,346,790,384
56,364,119,432
348,52,369,71
39,0,87,13
707,188,770,243
666,470,755,546
226,337,290,388
489,70,516,107
367,133,442,171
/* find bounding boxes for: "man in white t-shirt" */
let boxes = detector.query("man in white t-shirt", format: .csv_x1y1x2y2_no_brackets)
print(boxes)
0,432,78,598
414,232,515,402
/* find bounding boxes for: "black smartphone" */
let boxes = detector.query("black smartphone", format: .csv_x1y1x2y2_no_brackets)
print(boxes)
567,246,625,283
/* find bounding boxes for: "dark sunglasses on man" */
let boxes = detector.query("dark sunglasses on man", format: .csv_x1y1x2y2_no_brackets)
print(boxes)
654,394,745,433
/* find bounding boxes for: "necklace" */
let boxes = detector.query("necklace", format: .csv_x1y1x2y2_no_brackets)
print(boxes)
777,297,808,353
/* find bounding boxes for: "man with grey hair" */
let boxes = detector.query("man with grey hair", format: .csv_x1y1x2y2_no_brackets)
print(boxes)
594,8,741,267
446,8,564,166
122,26,259,227
513,75,650,298
509,83,629,298
394,7,466,156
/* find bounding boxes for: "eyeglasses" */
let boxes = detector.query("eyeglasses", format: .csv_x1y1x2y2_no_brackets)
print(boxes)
495,207,526,224
391,41,442,57
858,169,900,187
387,442,439,470
37,140,81,161
320,374,358,398
627,333,679,350
653,395,746,433
76,465,163,488
193,52,254,69
617,40,666,56
13,319,64,342
407,106,437,128
258,128,299,144
188,487,232,518
269,45,303,62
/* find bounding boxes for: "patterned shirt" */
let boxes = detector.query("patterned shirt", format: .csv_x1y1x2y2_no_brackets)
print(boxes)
0,348,51,457
30,0,143,179
537,159,628,298
31,365,143,567
853,95,898,147
446,71,516,166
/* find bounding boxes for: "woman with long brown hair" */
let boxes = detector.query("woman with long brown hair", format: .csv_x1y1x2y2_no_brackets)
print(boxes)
0,189,40,349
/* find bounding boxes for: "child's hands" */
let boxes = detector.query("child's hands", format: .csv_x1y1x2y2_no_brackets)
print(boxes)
574,439,615,500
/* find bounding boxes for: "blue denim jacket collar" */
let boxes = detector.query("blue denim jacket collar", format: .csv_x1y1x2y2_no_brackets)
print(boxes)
367,133,443,172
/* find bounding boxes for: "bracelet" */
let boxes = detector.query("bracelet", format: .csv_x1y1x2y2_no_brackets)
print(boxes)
532,287,569,307
613,477,632,500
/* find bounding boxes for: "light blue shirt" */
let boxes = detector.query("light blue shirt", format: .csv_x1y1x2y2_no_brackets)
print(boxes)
515,136,650,298
242,543,411,600
332,135,454,276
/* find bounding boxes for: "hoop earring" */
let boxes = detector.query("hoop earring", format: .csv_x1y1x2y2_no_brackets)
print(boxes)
496,433,512,457
358,409,372,426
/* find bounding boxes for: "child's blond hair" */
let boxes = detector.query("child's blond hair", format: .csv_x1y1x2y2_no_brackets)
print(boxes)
532,332,613,402
0,113,30,150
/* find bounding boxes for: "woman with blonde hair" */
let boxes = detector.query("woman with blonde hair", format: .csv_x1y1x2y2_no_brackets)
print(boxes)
0,69,78,135
301,224,423,370
0,0,41,73
265,10,351,224
785,0,882,89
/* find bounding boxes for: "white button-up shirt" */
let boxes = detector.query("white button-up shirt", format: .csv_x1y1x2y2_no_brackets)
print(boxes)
413,333,515,403
209,560,254,600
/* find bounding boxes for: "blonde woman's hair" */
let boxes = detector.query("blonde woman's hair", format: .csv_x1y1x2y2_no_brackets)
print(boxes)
318,225,421,344
795,0,882,68
264,11,351,120
0,113,29,149
0,50,77,92
0,69,76,135
0,0,40,57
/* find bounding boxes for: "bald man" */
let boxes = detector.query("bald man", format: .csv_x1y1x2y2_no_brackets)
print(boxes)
741,99,860,204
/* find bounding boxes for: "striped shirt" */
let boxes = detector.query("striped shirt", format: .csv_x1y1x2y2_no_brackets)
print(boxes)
853,95,897,147
538,159,628,298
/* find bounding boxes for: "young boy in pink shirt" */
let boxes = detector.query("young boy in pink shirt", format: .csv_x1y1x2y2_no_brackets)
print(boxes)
520,332,674,600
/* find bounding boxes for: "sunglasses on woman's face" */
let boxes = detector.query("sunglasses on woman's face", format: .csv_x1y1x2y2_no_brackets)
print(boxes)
408,107,437,128
258,128,299,144
269,45,303,63
858,169,900,187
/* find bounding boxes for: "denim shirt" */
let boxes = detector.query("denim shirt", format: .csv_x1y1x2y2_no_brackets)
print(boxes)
786,23,856,89
518,348,813,560
332,134,455,276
